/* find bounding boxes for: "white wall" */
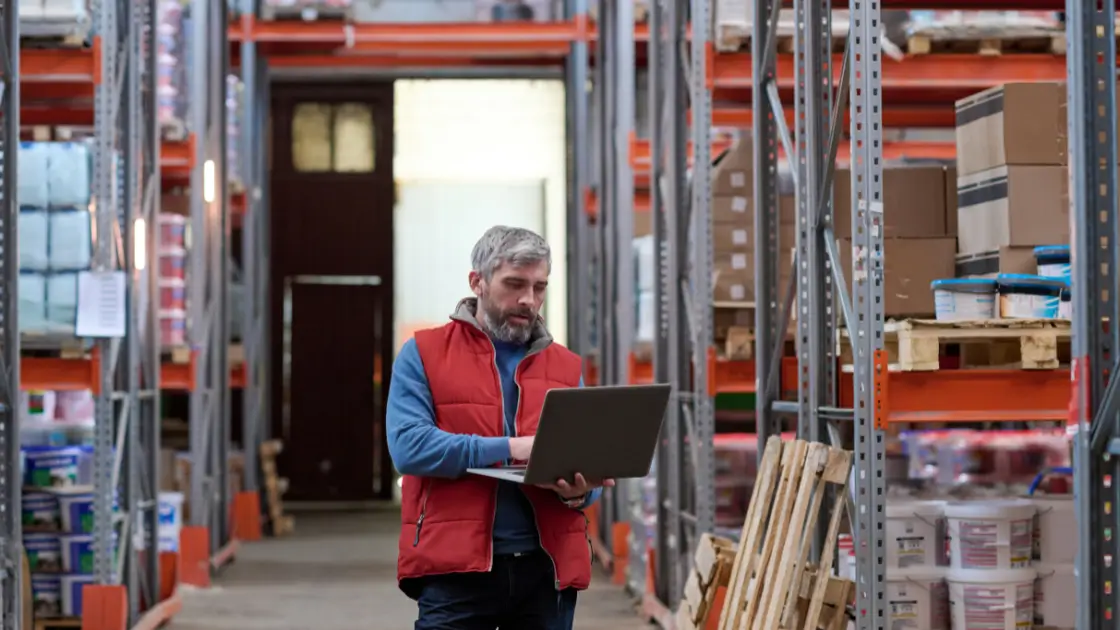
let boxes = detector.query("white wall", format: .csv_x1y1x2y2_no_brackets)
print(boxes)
393,79,569,346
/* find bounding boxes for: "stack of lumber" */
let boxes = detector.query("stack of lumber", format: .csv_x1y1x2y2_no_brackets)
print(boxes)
676,533,737,630
716,437,854,630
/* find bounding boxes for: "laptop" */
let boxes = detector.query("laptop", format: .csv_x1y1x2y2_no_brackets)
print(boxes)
467,383,671,485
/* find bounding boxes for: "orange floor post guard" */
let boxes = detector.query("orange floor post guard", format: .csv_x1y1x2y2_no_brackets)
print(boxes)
81,584,128,630
179,526,211,588
232,489,263,541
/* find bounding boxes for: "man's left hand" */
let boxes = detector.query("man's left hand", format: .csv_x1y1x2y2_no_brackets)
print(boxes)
538,473,616,499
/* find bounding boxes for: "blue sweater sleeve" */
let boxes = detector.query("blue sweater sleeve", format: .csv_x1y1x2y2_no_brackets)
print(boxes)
386,339,511,478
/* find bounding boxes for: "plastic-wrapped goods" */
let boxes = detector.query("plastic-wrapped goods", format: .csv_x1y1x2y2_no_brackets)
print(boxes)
55,390,95,424
157,213,188,250
19,210,50,272
260,0,353,19
156,0,187,138
18,142,50,209
160,310,187,348
906,10,1061,39
46,273,79,330
227,75,244,191
48,211,92,271
19,273,48,333
46,142,91,208
159,248,188,282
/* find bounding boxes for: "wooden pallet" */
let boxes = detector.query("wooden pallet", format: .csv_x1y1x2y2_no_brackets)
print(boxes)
33,618,81,630
907,31,1064,55
714,18,852,53
839,318,1071,372
21,33,87,49
259,3,353,22
260,439,294,537
677,533,737,630
717,437,853,630
162,343,246,365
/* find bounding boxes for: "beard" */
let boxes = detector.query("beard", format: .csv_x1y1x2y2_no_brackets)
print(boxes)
478,294,535,344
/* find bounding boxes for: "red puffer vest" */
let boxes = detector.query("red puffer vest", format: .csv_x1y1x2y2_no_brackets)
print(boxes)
397,304,591,596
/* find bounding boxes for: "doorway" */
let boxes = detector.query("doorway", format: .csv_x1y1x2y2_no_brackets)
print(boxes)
269,82,396,502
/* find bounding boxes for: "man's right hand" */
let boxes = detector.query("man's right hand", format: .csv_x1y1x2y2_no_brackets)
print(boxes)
509,436,535,461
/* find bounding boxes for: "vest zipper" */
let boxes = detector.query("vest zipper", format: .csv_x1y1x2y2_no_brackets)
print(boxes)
414,480,431,547
514,364,561,591
485,337,504,573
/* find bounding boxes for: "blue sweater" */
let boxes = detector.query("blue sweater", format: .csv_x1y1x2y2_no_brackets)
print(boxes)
386,337,601,555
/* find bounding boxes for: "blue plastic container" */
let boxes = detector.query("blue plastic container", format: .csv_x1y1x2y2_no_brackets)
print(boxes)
1033,245,1071,284
21,446,86,488
931,278,998,321
24,533,61,572
30,574,61,617
57,492,94,534
58,534,94,574
22,492,60,530
996,274,1066,319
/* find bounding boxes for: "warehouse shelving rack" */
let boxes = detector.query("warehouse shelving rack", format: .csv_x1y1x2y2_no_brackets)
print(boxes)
584,3,1116,630
0,1,19,628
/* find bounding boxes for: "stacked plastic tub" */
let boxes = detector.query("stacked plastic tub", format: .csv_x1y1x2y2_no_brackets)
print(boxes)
1029,491,1076,629
156,0,188,140
17,141,93,335
883,498,951,630
157,212,189,348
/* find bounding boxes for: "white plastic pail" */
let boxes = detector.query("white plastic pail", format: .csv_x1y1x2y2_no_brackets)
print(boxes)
944,500,1035,569
886,568,949,630
886,500,946,571
947,567,1036,630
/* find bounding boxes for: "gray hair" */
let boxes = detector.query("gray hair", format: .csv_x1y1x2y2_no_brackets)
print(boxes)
471,226,551,280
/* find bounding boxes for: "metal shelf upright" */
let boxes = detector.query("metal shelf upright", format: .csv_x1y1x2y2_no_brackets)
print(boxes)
185,0,234,566
1066,1,1120,629
0,0,18,627
594,0,717,615
236,0,270,520
752,0,886,628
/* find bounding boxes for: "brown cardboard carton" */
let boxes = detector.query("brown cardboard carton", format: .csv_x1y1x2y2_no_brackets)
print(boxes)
839,238,956,317
634,210,652,237
833,165,950,238
944,165,958,237
955,246,1037,278
712,137,753,196
956,165,1068,256
713,250,794,303
954,83,1066,177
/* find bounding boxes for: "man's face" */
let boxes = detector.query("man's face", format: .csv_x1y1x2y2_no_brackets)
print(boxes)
470,260,549,344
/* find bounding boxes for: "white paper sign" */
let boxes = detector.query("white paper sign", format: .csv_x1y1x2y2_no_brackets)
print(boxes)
76,270,126,338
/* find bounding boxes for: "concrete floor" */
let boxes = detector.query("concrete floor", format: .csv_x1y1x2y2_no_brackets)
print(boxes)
172,510,651,629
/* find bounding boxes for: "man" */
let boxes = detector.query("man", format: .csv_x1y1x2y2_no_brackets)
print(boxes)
387,226,614,629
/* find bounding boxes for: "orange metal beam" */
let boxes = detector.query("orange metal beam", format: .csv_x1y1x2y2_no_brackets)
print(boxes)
239,17,580,57
712,53,1068,92
628,136,956,170
706,105,957,128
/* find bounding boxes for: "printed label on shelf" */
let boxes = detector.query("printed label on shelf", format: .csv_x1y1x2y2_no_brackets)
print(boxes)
76,270,127,338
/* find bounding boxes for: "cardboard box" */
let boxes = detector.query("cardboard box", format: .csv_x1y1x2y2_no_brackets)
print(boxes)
714,250,794,303
839,238,956,317
955,246,1038,278
956,165,1068,256
833,165,950,238
954,83,1067,177
634,210,652,238
712,137,753,196
945,165,958,237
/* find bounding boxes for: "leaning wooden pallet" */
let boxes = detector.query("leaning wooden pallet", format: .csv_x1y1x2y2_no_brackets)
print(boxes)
717,436,854,630
260,439,295,536
676,533,737,629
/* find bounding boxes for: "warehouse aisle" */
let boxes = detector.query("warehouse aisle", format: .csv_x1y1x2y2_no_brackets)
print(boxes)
172,509,650,629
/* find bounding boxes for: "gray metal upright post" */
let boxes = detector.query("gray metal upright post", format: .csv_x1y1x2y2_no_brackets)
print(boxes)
1066,2,1120,630
91,0,121,588
0,0,19,626
565,0,590,365
213,0,232,550
849,1,887,627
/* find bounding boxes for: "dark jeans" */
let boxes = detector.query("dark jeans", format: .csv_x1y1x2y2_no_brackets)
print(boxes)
414,550,578,630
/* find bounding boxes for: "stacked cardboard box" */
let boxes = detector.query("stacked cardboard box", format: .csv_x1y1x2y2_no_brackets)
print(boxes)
834,165,957,317
953,82,1070,276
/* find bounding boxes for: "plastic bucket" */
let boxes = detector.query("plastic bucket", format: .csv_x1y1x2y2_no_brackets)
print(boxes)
947,567,1036,630
158,491,185,533
159,248,187,281
30,574,62,618
944,500,1035,570
886,500,947,570
24,533,61,572
931,278,998,321
22,446,84,488
158,279,187,311
159,310,187,347
22,492,60,530
60,574,93,616
157,213,188,249
1034,563,1075,630
57,492,94,534
1030,494,1076,565
886,568,949,630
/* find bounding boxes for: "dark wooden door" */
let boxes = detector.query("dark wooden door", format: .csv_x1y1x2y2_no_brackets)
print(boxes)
269,82,395,502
